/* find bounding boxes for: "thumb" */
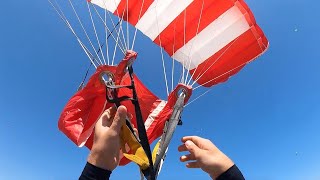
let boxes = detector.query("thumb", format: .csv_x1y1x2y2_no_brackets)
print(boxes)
185,140,201,157
110,105,127,132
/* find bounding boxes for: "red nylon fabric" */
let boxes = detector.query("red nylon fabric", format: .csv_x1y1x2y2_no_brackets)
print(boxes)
153,0,234,56
114,0,153,25
152,0,269,87
189,27,268,87
58,51,192,165
58,65,112,147
90,0,268,88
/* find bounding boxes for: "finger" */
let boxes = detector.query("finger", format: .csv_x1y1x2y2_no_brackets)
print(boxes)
181,136,203,144
110,105,127,132
185,140,201,157
182,136,211,149
103,106,116,119
108,106,117,118
186,161,200,169
180,154,196,162
178,144,188,152
98,106,116,127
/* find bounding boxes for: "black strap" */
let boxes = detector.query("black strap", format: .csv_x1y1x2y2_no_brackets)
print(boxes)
128,66,155,180
104,66,155,180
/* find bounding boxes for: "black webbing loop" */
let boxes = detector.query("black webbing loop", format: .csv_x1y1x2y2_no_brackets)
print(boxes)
104,66,155,180
105,79,138,140
128,66,155,180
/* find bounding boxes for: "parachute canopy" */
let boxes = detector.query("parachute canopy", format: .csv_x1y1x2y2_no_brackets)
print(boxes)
56,0,269,174
89,0,268,87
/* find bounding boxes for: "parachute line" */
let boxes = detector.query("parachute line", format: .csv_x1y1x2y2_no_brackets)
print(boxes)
181,9,187,84
104,10,110,64
185,0,205,85
68,0,103,65
107,1,129,51
112,20,124,65
79,37,99,68
190,36,240,87
160,44,169,96
171,23,177,92
87,1,106,64
126,0,130,50
195,22,268,89
131,0,146,50
48,0,99,68
193,60,248,90
184,88,212,107
155,1,169,96
193,39,269,89
91,4,126,54
96,1,125,52
79,43,107,88
92,5,126,52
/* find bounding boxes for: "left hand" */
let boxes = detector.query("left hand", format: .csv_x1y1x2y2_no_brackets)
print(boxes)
87,105,127,171
178,136,234,179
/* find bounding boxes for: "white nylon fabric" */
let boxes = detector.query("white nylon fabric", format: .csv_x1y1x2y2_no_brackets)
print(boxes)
90,0,121,13
173,6,251,70
89,1,251,71
144,100,167,130
135,0,193,41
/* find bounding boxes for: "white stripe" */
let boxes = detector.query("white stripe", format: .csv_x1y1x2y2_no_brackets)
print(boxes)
174,6,251,70
135,0,193,41
145,100,167,130
90,0,121,13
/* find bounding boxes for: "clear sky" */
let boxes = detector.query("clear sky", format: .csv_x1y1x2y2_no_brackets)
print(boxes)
1,0,320,180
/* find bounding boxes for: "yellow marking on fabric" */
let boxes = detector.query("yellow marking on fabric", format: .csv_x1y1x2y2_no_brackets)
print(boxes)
119,124,161,171
120,124,149,170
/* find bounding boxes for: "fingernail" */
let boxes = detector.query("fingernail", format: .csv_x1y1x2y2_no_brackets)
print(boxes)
185,140,192,147
118,106,127,117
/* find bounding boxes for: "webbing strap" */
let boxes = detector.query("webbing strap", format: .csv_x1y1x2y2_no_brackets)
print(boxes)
128,66,155,180
104,65,155,180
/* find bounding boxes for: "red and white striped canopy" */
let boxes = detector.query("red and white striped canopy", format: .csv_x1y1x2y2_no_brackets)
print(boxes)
88,0,269,87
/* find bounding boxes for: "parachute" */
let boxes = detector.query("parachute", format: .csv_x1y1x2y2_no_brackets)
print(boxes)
51,0,268,179
89,0,268,87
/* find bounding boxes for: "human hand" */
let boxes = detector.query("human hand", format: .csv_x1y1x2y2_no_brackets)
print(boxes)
87,105,127,171
178,136,234,179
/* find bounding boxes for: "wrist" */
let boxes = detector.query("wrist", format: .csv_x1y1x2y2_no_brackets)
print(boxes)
87,148,113,171
208,155,234,179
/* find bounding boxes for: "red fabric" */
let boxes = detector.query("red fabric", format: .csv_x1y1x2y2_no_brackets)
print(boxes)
104,0,268,88
58,51,138,148
119,83,192,165
154,0,234,56
58,65,111,147
151,0,269,87
89,0,268,88
58,51,192,165
114,0,153,25
147,84,192,144
189,27,268,87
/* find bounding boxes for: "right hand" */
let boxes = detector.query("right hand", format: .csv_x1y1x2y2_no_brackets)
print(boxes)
178,136,234,179
87,106,127,171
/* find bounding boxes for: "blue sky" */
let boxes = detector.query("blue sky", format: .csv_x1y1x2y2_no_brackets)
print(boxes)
1,0,320,179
